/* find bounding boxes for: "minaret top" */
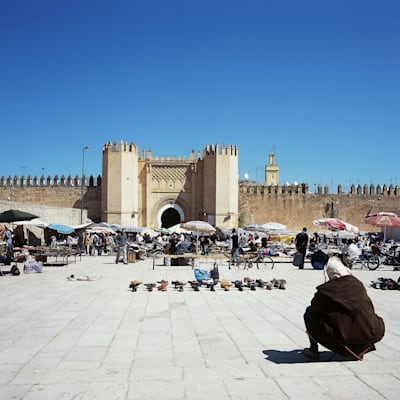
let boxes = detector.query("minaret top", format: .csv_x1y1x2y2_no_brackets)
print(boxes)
268,152,276,166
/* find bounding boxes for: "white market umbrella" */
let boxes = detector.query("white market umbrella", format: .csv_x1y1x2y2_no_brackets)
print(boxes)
180,220,216,235
141,228,158,237
168,224,190,234
262,222,287,231
13,218,49,228
87,226,116,235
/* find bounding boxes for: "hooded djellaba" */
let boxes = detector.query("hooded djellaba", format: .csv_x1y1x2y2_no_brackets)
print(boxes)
303,256,385,360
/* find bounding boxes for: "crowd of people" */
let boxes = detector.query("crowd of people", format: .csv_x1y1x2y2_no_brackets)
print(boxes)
294,227,400,271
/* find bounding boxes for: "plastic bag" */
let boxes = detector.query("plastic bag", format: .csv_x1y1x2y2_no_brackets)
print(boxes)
194,268,210,282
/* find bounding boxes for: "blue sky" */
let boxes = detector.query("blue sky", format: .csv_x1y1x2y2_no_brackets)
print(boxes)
1,0,399,192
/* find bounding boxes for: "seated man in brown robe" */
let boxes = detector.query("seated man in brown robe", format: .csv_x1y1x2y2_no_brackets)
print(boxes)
303,256,385,360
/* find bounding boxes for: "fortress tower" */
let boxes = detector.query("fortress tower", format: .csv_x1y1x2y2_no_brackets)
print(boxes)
102,141,139,226
265,151,279,185
202,144,239,227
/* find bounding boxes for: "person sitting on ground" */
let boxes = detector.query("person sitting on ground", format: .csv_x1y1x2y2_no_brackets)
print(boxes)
303,256,385,360
175,237,191,254
342,238,360,267
310,248,329,270
308,238,317,253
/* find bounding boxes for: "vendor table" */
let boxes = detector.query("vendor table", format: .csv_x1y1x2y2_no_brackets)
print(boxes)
152,253,228,270
28,246,79,266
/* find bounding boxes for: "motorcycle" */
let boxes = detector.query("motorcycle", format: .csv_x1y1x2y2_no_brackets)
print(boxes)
129,242,165,260
380,245,400,268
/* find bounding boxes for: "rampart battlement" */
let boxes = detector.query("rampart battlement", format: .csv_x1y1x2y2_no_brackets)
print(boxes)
137,148,202,162
203,144,238,157
103,141,138,154
240,181,399,197
0,175,101,188
144,149,201,162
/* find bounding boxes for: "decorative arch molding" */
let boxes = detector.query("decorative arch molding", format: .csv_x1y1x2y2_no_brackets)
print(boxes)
152,196,189,228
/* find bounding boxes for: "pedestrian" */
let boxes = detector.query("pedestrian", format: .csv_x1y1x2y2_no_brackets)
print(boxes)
91,233,100,256
295,227,309,269
115,228,128,264
84,232,91,255
77,231,83,256
231,228,239,264
199,235,209,255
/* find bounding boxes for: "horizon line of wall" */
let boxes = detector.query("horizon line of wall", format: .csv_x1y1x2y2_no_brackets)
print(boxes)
0,175,102,188
240,181,399,196
1,174,398,197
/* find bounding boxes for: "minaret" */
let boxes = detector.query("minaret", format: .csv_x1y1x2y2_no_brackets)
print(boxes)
265,151,279,185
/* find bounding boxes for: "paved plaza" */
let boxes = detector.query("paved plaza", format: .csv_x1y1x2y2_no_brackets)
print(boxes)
1,254,399,400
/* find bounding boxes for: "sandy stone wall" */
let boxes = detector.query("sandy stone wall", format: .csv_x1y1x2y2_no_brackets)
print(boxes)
0,184,102,223
239,182,400,232
1,176,399,231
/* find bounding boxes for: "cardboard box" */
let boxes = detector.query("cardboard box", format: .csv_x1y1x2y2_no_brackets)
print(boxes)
128,251,136,263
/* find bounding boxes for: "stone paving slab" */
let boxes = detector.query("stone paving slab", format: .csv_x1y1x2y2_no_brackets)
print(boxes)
0,255,399,399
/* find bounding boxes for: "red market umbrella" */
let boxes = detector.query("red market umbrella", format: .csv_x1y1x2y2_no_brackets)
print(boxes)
364,212,400,228
364,212,400,241
313,218,359,234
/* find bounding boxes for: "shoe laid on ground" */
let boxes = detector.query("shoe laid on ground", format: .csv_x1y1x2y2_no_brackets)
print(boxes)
220,280,231,289
172,280,185,289
129,280,142,292
157,282,168,291
256,279,265,288
145,283,156,291
303,348,319,360
265,282,273,290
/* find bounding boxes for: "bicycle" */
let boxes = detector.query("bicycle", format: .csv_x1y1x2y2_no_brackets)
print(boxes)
225,249,275,270
245,250,275,270
348,251,380,271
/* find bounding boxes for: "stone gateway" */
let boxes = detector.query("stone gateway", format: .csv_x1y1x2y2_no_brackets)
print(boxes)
101,141,239,228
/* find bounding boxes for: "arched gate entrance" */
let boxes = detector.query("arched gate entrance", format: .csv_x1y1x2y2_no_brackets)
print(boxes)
157,203,185,228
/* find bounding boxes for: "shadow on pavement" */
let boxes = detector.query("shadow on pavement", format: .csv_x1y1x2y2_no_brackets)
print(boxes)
262,349,352,364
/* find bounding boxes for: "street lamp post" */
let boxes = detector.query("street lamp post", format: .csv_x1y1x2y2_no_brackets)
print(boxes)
80,146,91,224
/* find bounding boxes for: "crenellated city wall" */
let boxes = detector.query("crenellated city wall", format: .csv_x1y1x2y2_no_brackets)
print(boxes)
239,181,400,232
1,173,399,231
0,174,102,222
